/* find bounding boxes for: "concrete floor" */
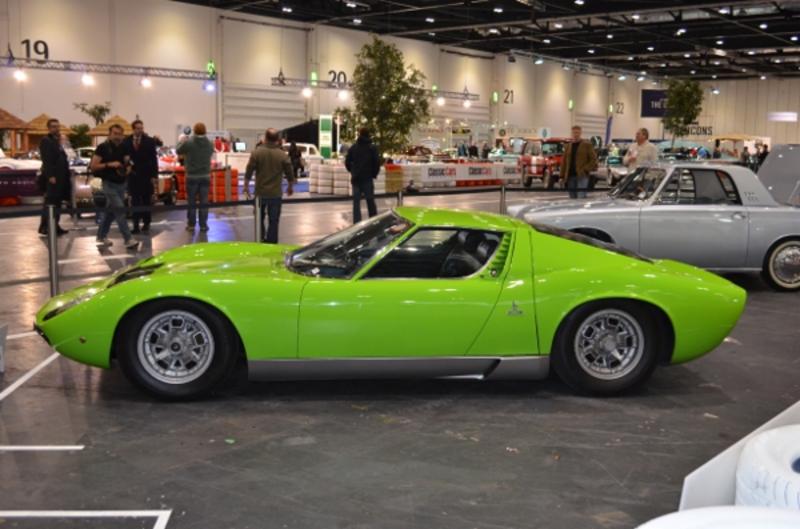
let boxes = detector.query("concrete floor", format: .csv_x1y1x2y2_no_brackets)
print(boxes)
0,190,798,529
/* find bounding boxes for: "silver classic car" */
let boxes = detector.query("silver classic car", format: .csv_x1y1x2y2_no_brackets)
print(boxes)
509,162,800,291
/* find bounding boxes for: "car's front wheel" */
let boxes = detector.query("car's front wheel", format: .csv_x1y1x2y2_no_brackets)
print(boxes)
117,299,240,400
551,301,660,395
762,239,800,292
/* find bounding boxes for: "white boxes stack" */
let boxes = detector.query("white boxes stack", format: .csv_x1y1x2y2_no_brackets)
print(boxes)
308,163,320,194
375,167,386,195
317,163,334,195
333,165,352,196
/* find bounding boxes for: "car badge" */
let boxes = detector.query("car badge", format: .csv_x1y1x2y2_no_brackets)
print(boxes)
507,302,523,317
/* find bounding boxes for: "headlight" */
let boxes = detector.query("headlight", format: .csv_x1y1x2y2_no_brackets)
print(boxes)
110,263,163,286
42,289,98,321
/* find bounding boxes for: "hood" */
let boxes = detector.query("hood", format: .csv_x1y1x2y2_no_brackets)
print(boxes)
0,150,41,170
146,242,299,279
508,197,640,219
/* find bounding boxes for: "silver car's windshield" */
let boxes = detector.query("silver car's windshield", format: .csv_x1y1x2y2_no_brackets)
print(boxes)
288,212,412,278
612,167,668,200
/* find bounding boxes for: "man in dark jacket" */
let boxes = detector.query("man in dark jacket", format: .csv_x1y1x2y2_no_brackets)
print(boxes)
123,119,162,234
559,126,598,199
244,128,294,244
38,118,71,236
345,128,381,224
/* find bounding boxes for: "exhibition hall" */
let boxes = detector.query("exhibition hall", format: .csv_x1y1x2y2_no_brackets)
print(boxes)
1,0,800,527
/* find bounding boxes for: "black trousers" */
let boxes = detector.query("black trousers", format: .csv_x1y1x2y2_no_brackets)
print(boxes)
352,179,377,224
38,183,66,232
259,197,283,244
130,189,152,228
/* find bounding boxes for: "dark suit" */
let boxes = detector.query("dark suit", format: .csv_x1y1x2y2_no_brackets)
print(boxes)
38,133,71,233
345,136,381,223
123,134,162,229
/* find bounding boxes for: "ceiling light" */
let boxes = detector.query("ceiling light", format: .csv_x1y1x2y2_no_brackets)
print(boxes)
618,75,627,81
436,96,445,106
81,73,95,86
759,23,768,29
683,53,691,58
543,38,551,44
690,70,696,74
748,50,755,55
301,86,313,98
606,34,614,39
489,28,500,34
282,6,292,13
493,7,503,13
337,89,349,101
712,74,718,79
534,57,544,65
636,75,646,82
140,77,152,88
774,59,782,64
346,2,357,7
713,60,721,65
647,46,655,51
428,32,435,36
574,0,584,5
353,18,362,24
741,68,747,72
203,80,216,92
791,36,799,41
425,17,435,23
627,56,634,61
562,64,571,71
660,63,667,67
711,87,720,95
716,39,724,45
463,99,472,108
719,7,730,14
554,23,564,29
760,75,767,80
409,97,415,104
676,28,687,36
13,69,27,82
588,49,595,54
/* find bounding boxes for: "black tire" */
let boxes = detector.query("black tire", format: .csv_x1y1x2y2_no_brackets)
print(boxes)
761,239,800,292
551,300,660,395
117,298,240,400
544,168,556,190
523,168,533,188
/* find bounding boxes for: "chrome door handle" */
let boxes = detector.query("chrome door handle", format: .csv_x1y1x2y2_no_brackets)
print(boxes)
732,212,747,220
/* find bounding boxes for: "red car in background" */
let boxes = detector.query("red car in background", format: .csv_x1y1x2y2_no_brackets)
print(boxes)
517,137,569,188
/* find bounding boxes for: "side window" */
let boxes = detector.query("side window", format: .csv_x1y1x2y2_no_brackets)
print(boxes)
715,170,742,204
364,229,502,279
659,169,695,204
693,169,740,205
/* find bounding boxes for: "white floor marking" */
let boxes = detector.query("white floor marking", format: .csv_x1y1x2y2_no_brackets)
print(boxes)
0,352,59,402
58,254,136,265
0,510,172,529
7,331,37,341
0,445,85,451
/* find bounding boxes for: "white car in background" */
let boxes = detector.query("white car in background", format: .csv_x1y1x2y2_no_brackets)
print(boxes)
283,143,323,166
0,148,42,171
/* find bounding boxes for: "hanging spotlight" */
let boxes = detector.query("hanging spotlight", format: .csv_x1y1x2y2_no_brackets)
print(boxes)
81,73,96,86
301,86,313,98
337,89,349,101
203,80,216,92
618,74,627,81
436,96,445,106
711,87,720,95
13,69,27,82
463,99,472,108
140,77,153,88
636,75,646,82
409,97,415,104
534,57,544,65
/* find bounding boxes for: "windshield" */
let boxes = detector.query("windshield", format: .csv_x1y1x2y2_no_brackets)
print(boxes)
610,167,668,200
542,142,564,156
288,212,412,278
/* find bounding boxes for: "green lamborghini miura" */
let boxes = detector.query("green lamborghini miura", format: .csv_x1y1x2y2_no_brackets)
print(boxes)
35,207,746,399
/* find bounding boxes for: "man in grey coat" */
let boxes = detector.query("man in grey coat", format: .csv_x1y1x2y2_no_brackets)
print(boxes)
177,122,215,232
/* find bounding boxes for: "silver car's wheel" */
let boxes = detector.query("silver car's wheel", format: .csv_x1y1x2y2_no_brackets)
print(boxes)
573,309,645,381
137,310,215,385
766,240,800,291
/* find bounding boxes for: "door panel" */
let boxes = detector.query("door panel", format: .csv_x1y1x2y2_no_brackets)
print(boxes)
298,278,503,358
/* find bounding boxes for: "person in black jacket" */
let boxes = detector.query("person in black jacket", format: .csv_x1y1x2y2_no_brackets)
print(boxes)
123,120,162,233
38,118,71,236
345,128,381,224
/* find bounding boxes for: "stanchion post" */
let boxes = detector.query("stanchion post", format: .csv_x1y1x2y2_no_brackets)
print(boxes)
224,166,232,202
499,184,507,214
253,195,262,243
396,190,403,206
47,205,59,296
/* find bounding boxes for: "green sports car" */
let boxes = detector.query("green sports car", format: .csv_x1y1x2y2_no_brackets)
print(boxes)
35,207,746,399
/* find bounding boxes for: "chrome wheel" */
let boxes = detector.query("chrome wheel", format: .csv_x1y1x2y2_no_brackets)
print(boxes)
769,242,800,289
574,309,645,380
137,310,215,385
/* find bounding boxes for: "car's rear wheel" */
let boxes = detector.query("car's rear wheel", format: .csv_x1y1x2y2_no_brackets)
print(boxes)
118,299,239,400
762,239,800,292
552,301,659,395
522,166,533,188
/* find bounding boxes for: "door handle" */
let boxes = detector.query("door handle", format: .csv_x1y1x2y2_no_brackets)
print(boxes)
732,212,747,220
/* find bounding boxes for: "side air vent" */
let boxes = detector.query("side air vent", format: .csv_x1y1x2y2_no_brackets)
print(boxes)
485,233,512,277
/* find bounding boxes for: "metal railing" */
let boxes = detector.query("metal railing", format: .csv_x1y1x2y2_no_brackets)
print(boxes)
0,183,609,297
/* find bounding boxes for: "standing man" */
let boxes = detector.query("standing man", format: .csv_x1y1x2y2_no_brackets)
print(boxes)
37,118,70,236
287,141,303,180
177,122,215,232
123,120,162,234
758,144,770,168
91,124,138,249
244,128,294,244
623,128,659,171
345,127,381,224
559,125,598,199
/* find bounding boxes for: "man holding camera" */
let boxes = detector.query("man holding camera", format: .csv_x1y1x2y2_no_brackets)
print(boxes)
91,124,138,249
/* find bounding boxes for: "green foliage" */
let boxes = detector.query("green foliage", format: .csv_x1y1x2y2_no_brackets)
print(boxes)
663,79,704,142
336,37,430,154
73,101,112,126
68,124,92,148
